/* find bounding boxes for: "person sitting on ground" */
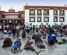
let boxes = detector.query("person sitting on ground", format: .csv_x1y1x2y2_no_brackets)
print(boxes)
24,36,35,51
11,38,21,53
48,33,57,45
37,41,45,49
2,38,12,48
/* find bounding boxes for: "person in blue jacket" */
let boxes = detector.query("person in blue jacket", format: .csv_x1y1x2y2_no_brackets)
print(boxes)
48,32,57,45
11,39,21,53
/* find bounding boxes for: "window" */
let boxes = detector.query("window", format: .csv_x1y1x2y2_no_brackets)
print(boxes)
37,17,42,22
15,20,18,24
0,25,2,29
29,17,35,22
59,17,64,22
2,20,7,24
9,20,12,23
18,14,21,18
59,10,64,16
37,9,42,15
44,17,49,22
14,20,20,25
3,20,5,23
43,9,49,15
53,16,58,22
8,19,13,24
0,20,3,23
2,15,5,18
54,10,58,15
29,9,35,15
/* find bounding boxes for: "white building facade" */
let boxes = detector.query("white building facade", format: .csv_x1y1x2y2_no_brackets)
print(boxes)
24,5,67,26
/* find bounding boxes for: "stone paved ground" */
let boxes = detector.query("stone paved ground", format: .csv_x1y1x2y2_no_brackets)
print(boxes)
0,32,67,55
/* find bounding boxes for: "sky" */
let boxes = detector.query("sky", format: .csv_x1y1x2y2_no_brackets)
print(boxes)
0,0,67,11
0,0,24,11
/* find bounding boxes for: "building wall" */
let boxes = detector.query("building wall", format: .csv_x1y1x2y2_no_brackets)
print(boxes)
49,10,53,26
5,15,19,19
25,9,67,26
0,10,24,31
65,10,67,25
25,9,29,25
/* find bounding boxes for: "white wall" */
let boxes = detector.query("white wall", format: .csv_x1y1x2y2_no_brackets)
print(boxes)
25,9,29,25
25,9,66,26
48,10,53,26
64,10,67,25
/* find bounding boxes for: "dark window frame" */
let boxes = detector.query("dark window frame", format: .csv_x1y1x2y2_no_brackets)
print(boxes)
37,17,42,22
59,10,65,16
53,16,58,22
43,9,49,15
29,9,35,15
44,17,49,22
37,9,42,15
59,17,64,22
53,10,58,15
29,17,35,22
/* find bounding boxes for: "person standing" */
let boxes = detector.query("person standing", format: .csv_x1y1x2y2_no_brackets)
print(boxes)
22,30,26,39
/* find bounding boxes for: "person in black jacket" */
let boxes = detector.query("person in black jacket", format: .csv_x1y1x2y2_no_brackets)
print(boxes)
12,29,16,37
22,30,26,39
32,32,42,46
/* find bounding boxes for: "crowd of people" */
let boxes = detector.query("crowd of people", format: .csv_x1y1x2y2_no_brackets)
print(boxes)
1,24,67,54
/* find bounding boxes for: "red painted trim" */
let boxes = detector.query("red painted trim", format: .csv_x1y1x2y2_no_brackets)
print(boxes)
3,14,20,16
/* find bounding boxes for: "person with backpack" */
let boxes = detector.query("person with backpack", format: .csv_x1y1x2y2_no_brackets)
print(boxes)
11,38,21,53
48,33,57,45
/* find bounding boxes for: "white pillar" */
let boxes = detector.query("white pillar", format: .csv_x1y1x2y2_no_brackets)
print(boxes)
58,10,61,25
64,10,67,25
35,9,37,25
42,9,43,24
49,9,53,26
25,9,29,25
